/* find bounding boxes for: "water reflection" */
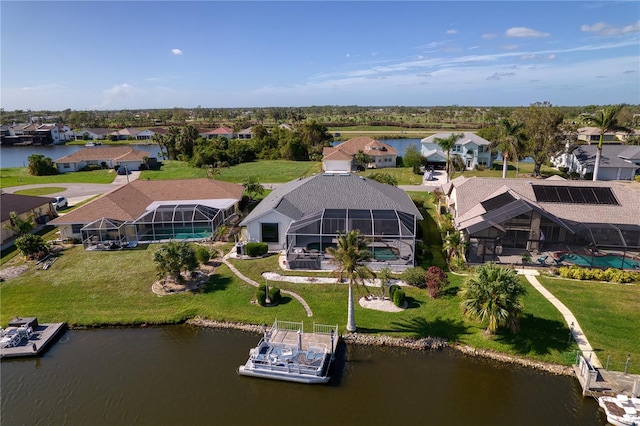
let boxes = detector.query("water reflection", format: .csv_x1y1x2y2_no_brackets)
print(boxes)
1,326,603,425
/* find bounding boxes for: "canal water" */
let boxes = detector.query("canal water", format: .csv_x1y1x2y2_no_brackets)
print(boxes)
0,326,603,425
0,144,164,169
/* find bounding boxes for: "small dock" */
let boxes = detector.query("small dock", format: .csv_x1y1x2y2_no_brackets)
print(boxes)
268,325,338,354
1,318,66,359
574,355,640,398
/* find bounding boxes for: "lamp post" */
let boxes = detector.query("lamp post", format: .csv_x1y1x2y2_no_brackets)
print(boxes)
265,279,271,305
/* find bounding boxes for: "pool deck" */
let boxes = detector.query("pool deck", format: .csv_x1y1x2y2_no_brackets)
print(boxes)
0,322,66,359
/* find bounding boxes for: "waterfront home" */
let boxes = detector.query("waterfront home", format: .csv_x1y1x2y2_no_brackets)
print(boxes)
577,127,623,144
421,132,494,170
54,146,153,172
442,176,640,265
1,193,56,244
201,127,235,139
73,128,112,141
322,137,397,172
237,127,254,140
239,173,422,271
49,178,243,249
551,144,640,180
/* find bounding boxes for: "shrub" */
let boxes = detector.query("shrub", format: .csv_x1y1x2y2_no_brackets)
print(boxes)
635,175,640,183
80,164,102,171
15,234,50,259
389,284,401,299
425,266,448,298
401,266,427,288
245,242,268,257
558,265,639,283
195,246,211,264
257,284,281,306
392,288,405,307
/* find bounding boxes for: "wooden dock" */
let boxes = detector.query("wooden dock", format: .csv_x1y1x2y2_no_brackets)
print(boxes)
0,322,66,359
269,328,338,354
574,355,640,398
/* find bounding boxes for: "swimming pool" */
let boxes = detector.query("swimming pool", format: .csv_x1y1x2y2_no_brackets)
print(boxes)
139,227,212,241
369,246,400,261
559,252,640,269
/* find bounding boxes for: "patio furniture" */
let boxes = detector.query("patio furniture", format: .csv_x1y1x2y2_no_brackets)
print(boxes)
536,255,549,265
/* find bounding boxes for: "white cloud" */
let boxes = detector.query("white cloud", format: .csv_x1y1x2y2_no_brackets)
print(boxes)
446,29,458,35
345,53,351,59
547,54,556,60
502,44,519,50
482,33,497,39
486,72,516,80
92,83,135,108
520,54,537,60
21,83,65,91
580,20,640,36
506,27,550,38
171,48,183,55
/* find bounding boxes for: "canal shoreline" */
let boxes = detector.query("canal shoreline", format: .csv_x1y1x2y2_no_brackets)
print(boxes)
184,317,574,377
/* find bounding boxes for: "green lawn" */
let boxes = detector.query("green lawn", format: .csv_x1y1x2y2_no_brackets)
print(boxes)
0,167,116,188
13,186,67,196
3,243,619,367
451,162,564,180
538,276,640,373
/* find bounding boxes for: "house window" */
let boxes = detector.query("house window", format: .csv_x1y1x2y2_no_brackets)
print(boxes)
261,223,279,243
63,163,70,168
71,224,83,234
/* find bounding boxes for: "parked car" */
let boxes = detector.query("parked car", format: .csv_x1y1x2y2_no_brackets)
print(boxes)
116,166,130,175
53,196,68,210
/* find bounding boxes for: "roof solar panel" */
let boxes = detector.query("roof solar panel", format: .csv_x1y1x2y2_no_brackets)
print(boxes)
481,192,516,211
532,185,619,205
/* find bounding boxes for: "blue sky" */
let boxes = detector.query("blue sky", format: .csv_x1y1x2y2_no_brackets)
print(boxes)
2,1,639,110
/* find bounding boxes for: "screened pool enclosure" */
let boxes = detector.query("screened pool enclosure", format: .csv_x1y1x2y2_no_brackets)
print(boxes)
82,203,234,250
285,208,418,271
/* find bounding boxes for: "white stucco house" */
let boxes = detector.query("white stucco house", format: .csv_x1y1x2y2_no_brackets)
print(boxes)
54,146,153,172
421,132,494,170
322,137,397,172
551,144,640,180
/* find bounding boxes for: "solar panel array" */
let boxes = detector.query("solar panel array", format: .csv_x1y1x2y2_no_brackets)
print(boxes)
532,185,619,205
480,192,516,211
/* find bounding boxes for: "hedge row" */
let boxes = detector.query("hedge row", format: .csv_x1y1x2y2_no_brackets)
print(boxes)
557,266,640,283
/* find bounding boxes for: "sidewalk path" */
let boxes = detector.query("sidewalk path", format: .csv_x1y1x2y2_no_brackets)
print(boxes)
221,251,313,317
518,269,602,367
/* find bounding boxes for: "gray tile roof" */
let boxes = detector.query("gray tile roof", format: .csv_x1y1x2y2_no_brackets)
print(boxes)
240,173,422,225
574,145,639,169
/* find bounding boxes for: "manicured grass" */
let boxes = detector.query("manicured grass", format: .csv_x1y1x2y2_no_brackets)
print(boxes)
0,167,116,188
538,276,640,374
451,162,563,180
359,167,423,186
1,244,579,365
141,160,322,183
13,186,67,196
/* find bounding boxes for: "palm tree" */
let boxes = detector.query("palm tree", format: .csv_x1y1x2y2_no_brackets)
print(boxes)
585,105,632,181
493,118,527,179
435,133,464,183
326,230,374,332
153,241,198,283
459,263,526,335
243,176,265,200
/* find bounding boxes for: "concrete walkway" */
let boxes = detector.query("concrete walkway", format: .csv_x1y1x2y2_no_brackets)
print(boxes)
221,251,313,317
518,269,602,367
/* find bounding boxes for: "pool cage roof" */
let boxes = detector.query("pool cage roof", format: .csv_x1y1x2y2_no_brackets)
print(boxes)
287,208,416,237
81,217,127,232
133,204,222,225
573,222,640,251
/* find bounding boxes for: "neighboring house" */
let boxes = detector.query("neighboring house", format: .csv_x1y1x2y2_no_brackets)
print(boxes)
54,146,153,172
136,129,156,140
551,144,640,180
36,124,73,143
442,176,640,263
109,128,141,140
49,179,243,249
74,128,112,140
577,127,622,144
322,137,397,172
1,123,70,145
1,193,56,244
237,127,253,140
421,132,494,170
201,126,235,139
240,173,423,272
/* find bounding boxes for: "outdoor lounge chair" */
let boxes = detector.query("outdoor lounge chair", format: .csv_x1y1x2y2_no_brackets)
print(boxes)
536,255,549,265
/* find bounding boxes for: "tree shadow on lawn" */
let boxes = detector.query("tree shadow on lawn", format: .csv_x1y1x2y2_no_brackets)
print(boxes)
389,316,470,341
199,274,232,294
495,314,570,356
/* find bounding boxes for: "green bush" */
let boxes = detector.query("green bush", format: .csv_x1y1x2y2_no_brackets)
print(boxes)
195,246,211,264
15,234,50,260
635,175,640,183
392,288,405,307
401,266,427,288
257,284,281,306
389,284,401,299
558,265,639,283
245,242,268,257
80,164,103,171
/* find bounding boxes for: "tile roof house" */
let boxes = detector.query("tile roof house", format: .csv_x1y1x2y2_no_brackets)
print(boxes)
49,178,244,249
240,173,422,271
73,128,112,140
54,146,153,172
322,137,397,172
551,144,640,180
201,127,235,139
442,176,640,264
109,128,141,140
577,127,623,144
1,193,56,244
421,132,495,170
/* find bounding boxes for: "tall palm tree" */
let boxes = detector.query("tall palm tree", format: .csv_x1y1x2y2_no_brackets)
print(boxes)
585,105,632,181
493,118,527,179
326,230,374,332
459,263,526,335
435,133,464,183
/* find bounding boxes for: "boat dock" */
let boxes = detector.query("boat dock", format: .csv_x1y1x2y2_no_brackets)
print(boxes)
268,324,339,355
574,354,640,398
1,317,66,359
